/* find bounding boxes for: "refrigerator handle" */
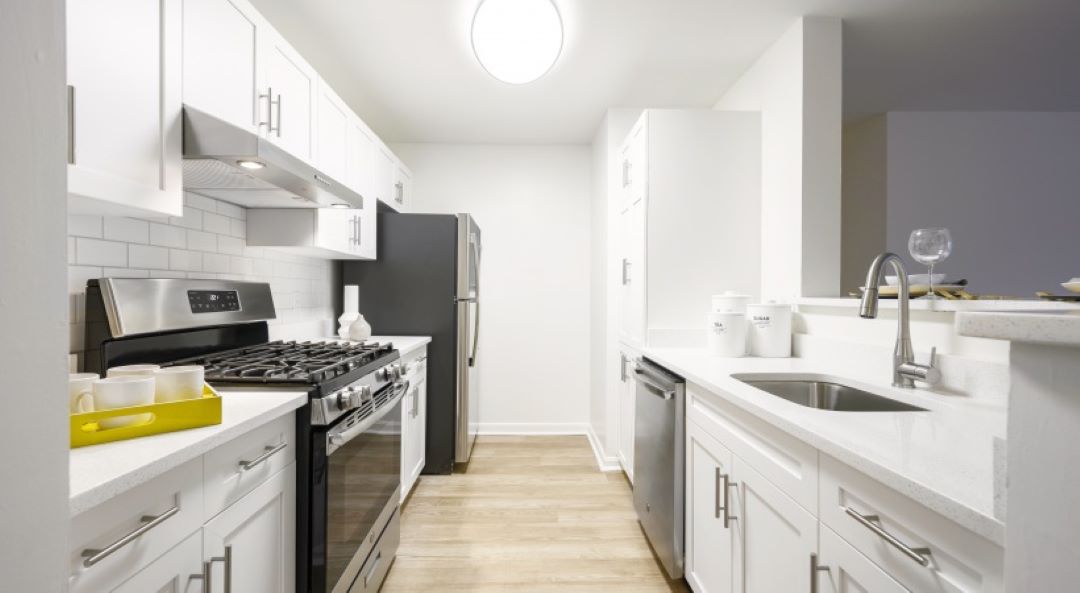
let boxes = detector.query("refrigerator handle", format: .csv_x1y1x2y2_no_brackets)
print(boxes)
468,235,480,367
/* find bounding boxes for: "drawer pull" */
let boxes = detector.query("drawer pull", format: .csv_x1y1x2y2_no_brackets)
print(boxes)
810,553,829,593
238,442,287,471
844,506,932,566
81,505,180,567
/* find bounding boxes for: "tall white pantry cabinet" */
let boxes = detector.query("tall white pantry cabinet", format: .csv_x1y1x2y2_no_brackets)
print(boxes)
611,109,762,480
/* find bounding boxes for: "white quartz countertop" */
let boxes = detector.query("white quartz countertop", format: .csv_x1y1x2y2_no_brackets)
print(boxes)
642,348,1007,545
315,335,432,358
69,390,307,516
956,309,1080,346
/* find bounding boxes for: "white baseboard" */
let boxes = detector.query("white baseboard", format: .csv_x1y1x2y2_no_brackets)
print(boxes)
586,426,623,472
476,422,589,435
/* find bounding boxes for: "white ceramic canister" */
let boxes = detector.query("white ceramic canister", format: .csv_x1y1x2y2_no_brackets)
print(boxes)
706,312,747,357
711,291,752,314
746,302,792,358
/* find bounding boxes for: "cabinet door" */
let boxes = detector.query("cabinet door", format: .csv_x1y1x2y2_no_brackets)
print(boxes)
617,351,636,482
108,532,203,593
67,0,183,217
260,29,317,162
182,0,262,132
314,208,357,255
401,374,426,502
315,80,350,183
623,116,648,208
393,164,412,211
686,422,735,593
374,147,397,208
202,463,296,593
348,119,376,199
818,526,911,593
732,456,817,593
618,199,646,348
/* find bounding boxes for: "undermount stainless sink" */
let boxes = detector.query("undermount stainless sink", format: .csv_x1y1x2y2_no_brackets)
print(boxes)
734,375,928,412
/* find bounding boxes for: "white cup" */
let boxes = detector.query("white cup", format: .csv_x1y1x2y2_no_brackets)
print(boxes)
107,364,161,377
92,376,155,429
154,366,205,403
69,373,99,414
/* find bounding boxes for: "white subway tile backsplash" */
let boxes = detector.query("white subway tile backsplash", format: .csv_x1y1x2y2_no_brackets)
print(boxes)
170,206,203,230
69,215,103,238
215,200,244,220
149,222,186,248
203,211,231,235
169,249,203,272
186,229,217,252
129,244,169,269
184,192,218,212
76,238,128,267
68,194,334,363
103,218,149,244
217,235,244,256
203,252,231,273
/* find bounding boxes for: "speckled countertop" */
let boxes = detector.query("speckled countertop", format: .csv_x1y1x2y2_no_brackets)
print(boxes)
956,309,1080,347
643,348,1007,546
69,390,307,516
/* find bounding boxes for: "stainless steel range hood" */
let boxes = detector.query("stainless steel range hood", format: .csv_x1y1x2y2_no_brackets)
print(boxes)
182,105,363,209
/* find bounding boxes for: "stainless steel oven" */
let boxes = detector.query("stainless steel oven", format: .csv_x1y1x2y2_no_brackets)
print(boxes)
312,380,406,593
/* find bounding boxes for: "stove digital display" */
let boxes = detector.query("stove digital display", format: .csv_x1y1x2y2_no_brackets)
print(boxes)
187,290,241,313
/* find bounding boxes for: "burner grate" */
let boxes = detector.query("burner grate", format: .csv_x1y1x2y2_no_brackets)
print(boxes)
165,340,395,384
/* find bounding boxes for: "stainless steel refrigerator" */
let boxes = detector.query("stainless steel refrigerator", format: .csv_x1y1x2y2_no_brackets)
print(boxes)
340,213,481,473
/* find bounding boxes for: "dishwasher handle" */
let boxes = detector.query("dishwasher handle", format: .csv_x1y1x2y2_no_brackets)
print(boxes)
633,367,677,400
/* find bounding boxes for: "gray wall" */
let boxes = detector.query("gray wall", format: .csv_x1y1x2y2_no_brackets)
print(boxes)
0,0,70,590
843,111,1080,297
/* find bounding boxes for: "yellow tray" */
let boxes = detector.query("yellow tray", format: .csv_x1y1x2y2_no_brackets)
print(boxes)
70,384,223,448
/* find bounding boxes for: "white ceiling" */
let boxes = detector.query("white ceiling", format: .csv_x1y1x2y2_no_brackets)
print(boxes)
249,0,1080,144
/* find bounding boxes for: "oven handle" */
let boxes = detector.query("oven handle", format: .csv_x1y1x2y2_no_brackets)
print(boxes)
326,381,408,455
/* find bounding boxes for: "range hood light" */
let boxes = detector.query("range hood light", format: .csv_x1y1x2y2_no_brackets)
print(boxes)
330,203,350,209
236,159,265,170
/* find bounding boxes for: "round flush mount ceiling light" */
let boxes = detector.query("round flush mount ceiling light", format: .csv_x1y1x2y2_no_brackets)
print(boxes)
471,0,563,84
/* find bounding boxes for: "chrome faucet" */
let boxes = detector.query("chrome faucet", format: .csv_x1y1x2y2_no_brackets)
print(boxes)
859,253,941,388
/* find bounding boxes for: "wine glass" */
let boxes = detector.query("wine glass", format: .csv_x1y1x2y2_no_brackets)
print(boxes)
908,228,953,299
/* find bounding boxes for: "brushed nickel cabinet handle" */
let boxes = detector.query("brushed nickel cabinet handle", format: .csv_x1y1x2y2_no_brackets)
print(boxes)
238,442,286,471
844,506,932,566
810,553,829,593
81,505,180,567
67,85,76,164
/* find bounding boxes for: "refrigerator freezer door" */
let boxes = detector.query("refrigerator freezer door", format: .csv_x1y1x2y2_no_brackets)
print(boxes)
455,214,481,463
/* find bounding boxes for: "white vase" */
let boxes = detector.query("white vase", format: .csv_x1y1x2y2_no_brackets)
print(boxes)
349,314,372,342
338,312,359,340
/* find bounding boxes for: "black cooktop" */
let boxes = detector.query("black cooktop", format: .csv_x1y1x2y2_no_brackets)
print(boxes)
164,340,396,385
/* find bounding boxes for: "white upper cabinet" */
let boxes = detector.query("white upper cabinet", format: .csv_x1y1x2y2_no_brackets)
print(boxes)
246,208,375,260
347,116,377,199
67,0,183,217
260,28,318,163
393,162,413,211
182,0,263,133
375,145,397,210
314,79,351,185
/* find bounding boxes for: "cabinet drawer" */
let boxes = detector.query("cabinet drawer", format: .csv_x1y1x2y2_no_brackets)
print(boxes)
352,510,400,592
204,413,295,519
819,454,1004,593
819,525,911,593
69,459,203,593
688,385,818,513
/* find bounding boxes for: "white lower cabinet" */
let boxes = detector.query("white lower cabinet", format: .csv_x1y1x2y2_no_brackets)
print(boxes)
684,385,1004,593
111,531,204,593
617,349,637,482
732,455,818,593
685,421,735,593
401,346,428,502
70,414,297,593
818,526,911,593
203,464,296,593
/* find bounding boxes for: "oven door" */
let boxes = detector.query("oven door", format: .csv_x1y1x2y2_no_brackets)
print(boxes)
318,383,404,593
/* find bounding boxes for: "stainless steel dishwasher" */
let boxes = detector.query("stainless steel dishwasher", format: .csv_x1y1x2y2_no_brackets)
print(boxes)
632,358,686,580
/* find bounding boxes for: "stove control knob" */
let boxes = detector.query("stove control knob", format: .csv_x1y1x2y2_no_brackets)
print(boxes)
356,385,373,403
336,388,358,411
398,362,410,377
375,368,388,381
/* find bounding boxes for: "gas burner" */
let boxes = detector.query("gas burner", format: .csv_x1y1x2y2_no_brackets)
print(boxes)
166,340,396,385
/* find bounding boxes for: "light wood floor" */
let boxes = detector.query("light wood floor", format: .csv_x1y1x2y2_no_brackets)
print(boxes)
381,435,689,593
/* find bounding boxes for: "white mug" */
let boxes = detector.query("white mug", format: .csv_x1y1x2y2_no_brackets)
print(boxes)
69,373,99,414
154,366,205,403
107,364,161,377
93,376,156,429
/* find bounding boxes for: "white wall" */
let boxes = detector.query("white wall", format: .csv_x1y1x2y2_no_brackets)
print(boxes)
0,0,69,589
392,143,593,432
68,193,337,368
714,16,842,299
884,112,1080,296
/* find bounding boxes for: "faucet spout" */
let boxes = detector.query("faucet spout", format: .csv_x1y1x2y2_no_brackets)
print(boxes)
860,253,919,387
